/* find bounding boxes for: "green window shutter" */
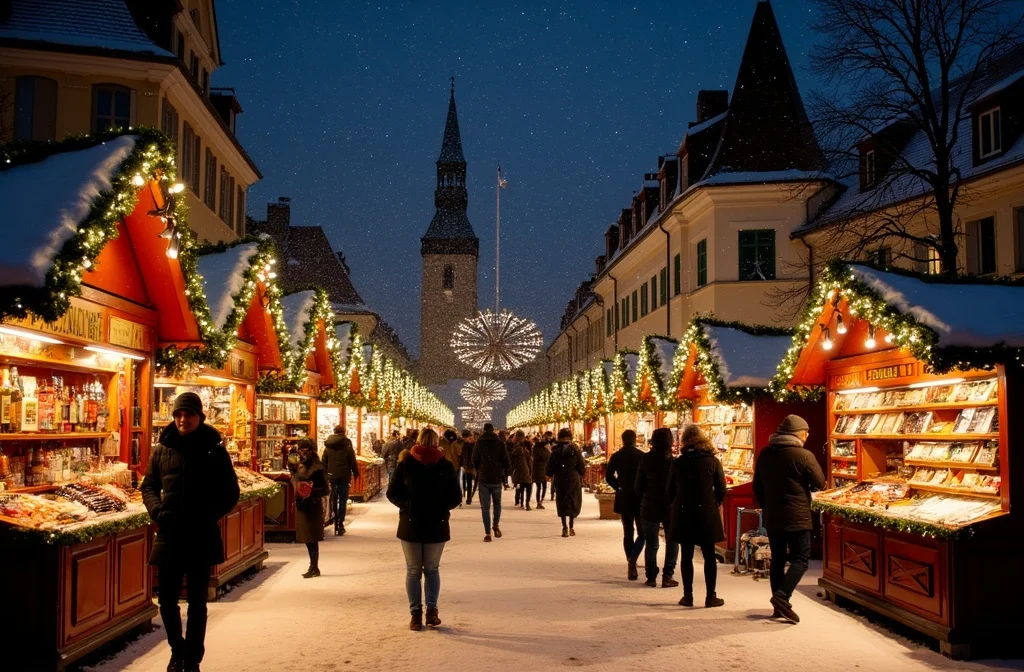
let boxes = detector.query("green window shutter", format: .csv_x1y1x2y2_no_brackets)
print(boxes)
607,308,612,336
660,268,668,305
673,254,681,295
640,284,648,317
738,229,776,281
632,290,638,322
650,275,657,312
697,239,707,288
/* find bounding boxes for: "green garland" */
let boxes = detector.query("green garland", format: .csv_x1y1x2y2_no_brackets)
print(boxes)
8,510,153,547
256,370,298,395
238,483,281,502
812,500,972,541
0,128,180,322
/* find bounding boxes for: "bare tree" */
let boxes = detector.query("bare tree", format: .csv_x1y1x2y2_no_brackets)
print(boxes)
807,0,1023,276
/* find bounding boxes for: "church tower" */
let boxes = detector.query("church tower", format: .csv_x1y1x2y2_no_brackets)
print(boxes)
419,81,479,384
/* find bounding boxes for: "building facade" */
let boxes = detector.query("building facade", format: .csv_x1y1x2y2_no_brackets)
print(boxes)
0,0,260,244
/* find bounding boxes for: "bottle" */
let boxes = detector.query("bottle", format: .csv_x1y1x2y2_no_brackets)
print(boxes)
9,367,22,433
0,368,10,433
37,377,51,432
69,386,79,428
95,377,108,432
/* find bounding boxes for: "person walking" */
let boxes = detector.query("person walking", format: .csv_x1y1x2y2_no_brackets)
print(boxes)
142,392,240,672
381,430,403,483
753,415,826,624
546,428,586,537
459,429,476,504
510,431,533,510
635,428,679,588
322,425,358,536
669,425,727,607
605,429,645,581
531,433,551,510
440,429,464,503
473,422,512,541
294,438,328,578
386,428,462,631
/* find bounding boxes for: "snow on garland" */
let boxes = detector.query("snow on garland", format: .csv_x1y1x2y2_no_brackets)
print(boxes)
811,499,971,541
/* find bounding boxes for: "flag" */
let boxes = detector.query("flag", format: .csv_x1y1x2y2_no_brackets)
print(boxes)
498,165,508,189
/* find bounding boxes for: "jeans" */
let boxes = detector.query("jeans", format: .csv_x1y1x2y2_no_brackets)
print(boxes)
768,529,812,600
463,473,476,502
681,542,718,597
158,560,213,664
516,483,533,505
620,512,645,561
386,466,395,483
479,483,503,532
641,520,678,581
401,540,445,612
330,480,349,528
535,480,547,503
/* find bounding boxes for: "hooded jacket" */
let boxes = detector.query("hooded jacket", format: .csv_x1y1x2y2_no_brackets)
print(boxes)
322,433,358,483
546,441,586,517
473,430,512,484
531,440,552,483
667,435,726,545
635,443,674,524
386,444,463,543
752,432,827,532
142,422,240,566
510,441,532,484
605,442,644,516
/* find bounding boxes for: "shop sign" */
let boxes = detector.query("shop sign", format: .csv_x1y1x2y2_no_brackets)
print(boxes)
108,316,148,351
8,303,103,343
865,362,918,383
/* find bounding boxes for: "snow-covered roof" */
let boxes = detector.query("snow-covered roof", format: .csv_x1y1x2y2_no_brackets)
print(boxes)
849,264,1024,349
971,68,1024,107
685,111,727,138
0,0,175,57
0,135,137,287
703,325,793,389
279,290,317,350
196,242,260,331
624,352,640,386
702,169,833,186
335,322,354,356
650,337,677,383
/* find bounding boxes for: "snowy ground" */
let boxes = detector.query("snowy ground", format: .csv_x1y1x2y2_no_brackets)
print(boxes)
85,494,1023,672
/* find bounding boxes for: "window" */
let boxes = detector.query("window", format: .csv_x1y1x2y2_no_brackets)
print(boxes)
978,108,1002,160
201,69,209,96
607,308,613,336
176,32,185,60
738,229,776,281
696,239,708,288
204,148,217,210
236,185,246,235
861,149,876,189
650,275,657,312
443,265,455,290
915,237,943,275
14,76,57,141
621,298,628,327
614,304,619,331
673,253,681,296
870,247,892,269
190,51,199,80
218,167,235,223
640,284,648,317
967,216,996,275
631,290,638,323
1016,208,1024,272
161,98,179,146
92,84,132,133
181,123,201,193
660,268,668,306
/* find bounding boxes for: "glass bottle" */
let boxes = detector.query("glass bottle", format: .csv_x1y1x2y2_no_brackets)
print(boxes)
0,368,11,433
95,377,108,432
9,367,22,433
69,386,79,428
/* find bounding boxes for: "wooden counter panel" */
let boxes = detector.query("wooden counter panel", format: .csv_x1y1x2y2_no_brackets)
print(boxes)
883,536,947,624
840,525,882,594
61,537,112,645
241,501,257,555
824,516,842,577
113,528,149,617
223,508,242,565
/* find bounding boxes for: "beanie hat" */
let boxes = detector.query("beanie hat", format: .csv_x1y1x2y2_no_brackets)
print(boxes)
778,414,810,435
172,392,205,420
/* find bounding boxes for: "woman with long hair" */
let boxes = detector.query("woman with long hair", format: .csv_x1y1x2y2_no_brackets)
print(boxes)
293,438,328,578
668,425,727,607
386,427,463,630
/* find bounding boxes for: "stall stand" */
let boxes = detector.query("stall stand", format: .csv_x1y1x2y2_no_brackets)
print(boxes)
0,131,174,669
673,318,826,560
775,262,1024,659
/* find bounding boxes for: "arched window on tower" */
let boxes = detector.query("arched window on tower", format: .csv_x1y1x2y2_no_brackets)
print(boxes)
443,265,455,290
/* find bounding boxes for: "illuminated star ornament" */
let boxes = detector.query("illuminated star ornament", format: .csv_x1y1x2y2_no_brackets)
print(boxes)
451,309,543,373
458,405,493,424
461,376,507,406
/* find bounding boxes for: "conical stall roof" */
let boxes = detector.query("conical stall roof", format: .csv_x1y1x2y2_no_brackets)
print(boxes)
276,288,339,392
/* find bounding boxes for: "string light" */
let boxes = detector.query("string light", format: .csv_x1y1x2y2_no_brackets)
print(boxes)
865,324,877,349
451,309,543,373
461,377,507,406
821,324,834,350
835,312,847,334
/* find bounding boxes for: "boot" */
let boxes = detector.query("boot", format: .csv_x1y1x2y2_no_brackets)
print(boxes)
410,609,423,631
526,502,531,511
770,594,800,623
705,594,725,608
644,577,658,587
493,525,502,538
483,533,492,542
167,656,184,672
561,527,569,538
536,502,545,510
678,594,694,607
302,567,320,579
569,527,576,536
627,560,638,581
662,576,679,588
425,607,441,627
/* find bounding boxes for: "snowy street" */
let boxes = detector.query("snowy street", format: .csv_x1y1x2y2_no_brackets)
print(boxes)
86,495,1021,672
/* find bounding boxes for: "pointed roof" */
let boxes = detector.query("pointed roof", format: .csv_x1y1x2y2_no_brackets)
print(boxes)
704,0,824,177
438,81,465,164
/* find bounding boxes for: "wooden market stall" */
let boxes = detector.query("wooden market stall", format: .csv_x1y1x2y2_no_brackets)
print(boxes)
779,262,1024,659
0,132,169,670
673,319,826,560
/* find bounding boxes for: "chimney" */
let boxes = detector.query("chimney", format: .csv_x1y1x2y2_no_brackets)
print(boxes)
595,255,607,275
658,156,679,208
209,88,242,135
619,208,632,246
696,90,728,123
267,197,291,228
605,225,620,259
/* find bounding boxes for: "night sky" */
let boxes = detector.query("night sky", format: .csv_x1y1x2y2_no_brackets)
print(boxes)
214,0,820,358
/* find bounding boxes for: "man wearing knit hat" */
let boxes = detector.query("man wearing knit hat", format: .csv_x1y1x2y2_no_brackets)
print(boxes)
752,414,826,625
142,391,240,672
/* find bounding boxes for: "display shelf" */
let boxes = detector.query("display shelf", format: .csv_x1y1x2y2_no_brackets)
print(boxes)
7,484,55,494
905,459,999,471
907,482,1001,499
830,454,858,461
730,443,753,449
832,433,999,441
833,400,998,415
0,432,108,441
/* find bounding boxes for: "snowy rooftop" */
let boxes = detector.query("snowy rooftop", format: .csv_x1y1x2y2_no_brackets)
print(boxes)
279,290,317,350
649,337,677,383
197,243,260,331
0,135,137,287
335,322,354,356
0,0,175,57
848,264,1024,349
702,325,793,389
624,352,640,386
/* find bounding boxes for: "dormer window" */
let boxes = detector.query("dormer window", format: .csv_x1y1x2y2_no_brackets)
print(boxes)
978,107,1002,160
861,148,876,190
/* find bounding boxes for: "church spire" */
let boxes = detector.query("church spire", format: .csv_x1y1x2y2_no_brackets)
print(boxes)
438,78,466,164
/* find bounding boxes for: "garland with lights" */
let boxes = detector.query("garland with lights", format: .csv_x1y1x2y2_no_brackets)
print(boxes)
810,500,971,540
767,260,1024,401
0,127,180,322
628,335,678,412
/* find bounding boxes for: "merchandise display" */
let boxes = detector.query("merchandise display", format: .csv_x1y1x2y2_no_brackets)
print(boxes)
153,380,254,466
697,403,754,488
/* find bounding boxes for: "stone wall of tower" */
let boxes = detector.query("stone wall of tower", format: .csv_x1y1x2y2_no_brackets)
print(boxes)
419,251,479,383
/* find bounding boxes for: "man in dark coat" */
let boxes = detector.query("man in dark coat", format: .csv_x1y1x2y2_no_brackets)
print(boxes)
459,429,477,504
635,427,678,588
668,425,727,607
142,392,240,672
473,423,512,541
322,425,358,536
382,430,403,482
753,414,826,624
531,433,552,510
546,428,586,537
510,431,533,509
605,430,645,580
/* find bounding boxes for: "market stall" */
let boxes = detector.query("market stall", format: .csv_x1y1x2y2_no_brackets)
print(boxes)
773,262,1024,659
672,318,827,559
0,130,174,669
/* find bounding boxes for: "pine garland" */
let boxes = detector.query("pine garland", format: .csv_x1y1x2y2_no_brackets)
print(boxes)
7,511,153,547
812,500,972,541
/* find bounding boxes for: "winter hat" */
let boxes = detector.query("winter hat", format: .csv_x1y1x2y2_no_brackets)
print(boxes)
777,414,810,435
172,392,205,420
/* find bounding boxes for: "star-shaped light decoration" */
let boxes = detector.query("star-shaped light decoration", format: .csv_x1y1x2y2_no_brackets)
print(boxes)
461,376,507,407
451,309,542,373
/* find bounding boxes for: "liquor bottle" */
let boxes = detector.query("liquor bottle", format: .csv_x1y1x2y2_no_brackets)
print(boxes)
69,386,79,428
10,367,22,432
95,377,108,432
0,368,10,433
37,377,51,432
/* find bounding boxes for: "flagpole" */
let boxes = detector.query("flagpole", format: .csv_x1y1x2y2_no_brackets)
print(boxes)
495,164,501,313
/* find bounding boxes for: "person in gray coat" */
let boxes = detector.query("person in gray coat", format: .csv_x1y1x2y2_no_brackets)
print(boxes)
322,425,358,535
546,428,586,537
